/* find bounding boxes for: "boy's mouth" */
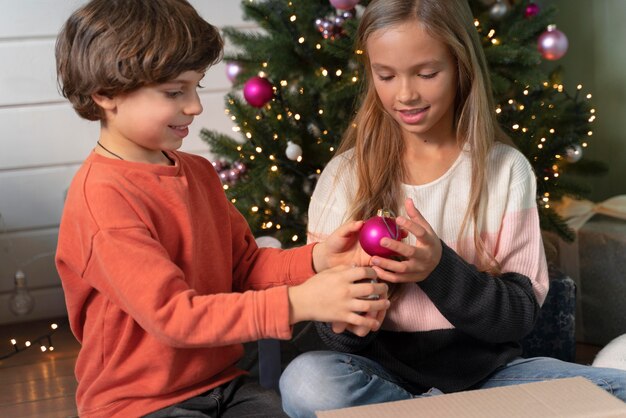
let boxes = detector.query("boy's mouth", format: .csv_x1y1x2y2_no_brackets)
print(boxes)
169,124,190,138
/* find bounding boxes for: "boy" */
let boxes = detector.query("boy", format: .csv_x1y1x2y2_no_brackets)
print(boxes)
54,1,389,417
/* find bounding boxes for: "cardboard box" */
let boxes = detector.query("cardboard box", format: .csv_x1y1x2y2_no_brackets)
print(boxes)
316,377,626,418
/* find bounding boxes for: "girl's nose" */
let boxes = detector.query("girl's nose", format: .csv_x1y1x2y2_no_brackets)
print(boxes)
398,79,419,103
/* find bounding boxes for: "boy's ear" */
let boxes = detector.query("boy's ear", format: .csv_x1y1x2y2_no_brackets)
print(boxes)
91,93,117,111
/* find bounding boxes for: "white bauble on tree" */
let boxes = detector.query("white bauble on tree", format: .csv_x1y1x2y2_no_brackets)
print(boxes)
565,144,583,163
489,0,509,20
285,141,303,161
255,236,282,249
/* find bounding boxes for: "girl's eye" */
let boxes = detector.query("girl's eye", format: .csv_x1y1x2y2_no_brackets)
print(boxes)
419,72,439,79
378,75,394,82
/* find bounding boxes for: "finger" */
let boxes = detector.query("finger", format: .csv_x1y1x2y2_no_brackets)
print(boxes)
370,250,411,272
403,198,433,234
404,198,420,219
344,311,380,329
352,281,388,299
332,321,347,334
395,216,428,241
371,265,410,284
336,219,364,237
377,236,419,259
350,324,371,337
345,311,374,336
352,297,390,313
346,266,378,283
375,309,386,326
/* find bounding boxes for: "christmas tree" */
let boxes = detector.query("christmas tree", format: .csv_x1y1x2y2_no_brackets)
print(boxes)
201,0,606,247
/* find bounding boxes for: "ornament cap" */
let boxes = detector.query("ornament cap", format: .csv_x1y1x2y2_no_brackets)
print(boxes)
376,208,393,218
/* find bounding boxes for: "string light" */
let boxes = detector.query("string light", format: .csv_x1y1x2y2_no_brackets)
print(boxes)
1,322,59,360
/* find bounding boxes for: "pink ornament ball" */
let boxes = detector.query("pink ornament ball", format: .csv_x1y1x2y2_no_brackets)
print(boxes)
329,0,360,11
243,76,274,108
524,2,540,18
225,62,242,82
359,211,401,258
538,25,569,60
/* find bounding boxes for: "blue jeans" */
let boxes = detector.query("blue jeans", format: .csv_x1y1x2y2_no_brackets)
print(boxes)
279,351,626,418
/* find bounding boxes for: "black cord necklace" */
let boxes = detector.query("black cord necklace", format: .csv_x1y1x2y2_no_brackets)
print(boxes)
96,141,175,165
97,141,124,160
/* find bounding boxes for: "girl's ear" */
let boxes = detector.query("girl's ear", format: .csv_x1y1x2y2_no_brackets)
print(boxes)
91,93,117,111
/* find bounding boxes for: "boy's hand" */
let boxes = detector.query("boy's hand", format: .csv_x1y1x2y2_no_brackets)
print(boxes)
312,220,371,272
331,301,389,337
288,265,390,330
370,198,442,284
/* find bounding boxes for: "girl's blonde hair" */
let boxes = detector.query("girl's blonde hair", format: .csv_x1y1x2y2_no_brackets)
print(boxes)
338,0,510,273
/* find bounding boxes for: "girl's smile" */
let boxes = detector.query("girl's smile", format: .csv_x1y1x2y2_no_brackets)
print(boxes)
396,106,430,124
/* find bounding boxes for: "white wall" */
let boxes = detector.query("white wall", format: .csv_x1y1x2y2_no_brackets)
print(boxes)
0,0,247,324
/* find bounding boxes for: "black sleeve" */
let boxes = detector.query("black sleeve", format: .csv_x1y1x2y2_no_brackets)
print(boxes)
419,241,540,343
314,321,380,353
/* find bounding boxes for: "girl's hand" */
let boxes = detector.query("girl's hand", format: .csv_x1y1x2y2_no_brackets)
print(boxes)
312,220,371,272
288,265,390,330
370,198,442,284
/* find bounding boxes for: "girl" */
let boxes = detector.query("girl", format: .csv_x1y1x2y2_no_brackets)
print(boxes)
279,0,626,416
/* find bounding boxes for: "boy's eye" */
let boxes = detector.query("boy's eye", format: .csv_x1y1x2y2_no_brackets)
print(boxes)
165,91,183,98
197,83,205,89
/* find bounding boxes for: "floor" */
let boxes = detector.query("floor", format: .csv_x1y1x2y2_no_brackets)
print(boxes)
0,317,80,418
0,317,604,418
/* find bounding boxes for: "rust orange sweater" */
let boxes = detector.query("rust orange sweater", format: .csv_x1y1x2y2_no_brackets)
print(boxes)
56,151,315,418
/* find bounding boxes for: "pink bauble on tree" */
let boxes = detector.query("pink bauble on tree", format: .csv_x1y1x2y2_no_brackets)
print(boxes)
359,209,401,257
329,0,359,11
538,25,569,60
524,2,540,19
243,76,274,107
225,61,242,83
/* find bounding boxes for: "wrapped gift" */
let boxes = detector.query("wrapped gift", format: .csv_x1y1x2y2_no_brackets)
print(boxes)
547,196,626,346
521,265,576,362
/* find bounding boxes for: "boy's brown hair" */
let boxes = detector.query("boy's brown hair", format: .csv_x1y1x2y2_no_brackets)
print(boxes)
56,0,223,121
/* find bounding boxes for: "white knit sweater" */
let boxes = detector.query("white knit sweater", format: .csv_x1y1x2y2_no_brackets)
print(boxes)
308,142,549,333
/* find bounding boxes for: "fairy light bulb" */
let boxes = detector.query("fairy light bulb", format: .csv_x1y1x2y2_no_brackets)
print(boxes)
9,270,34,316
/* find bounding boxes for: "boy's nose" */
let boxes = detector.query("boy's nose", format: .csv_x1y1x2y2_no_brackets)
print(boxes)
184,92,203,115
